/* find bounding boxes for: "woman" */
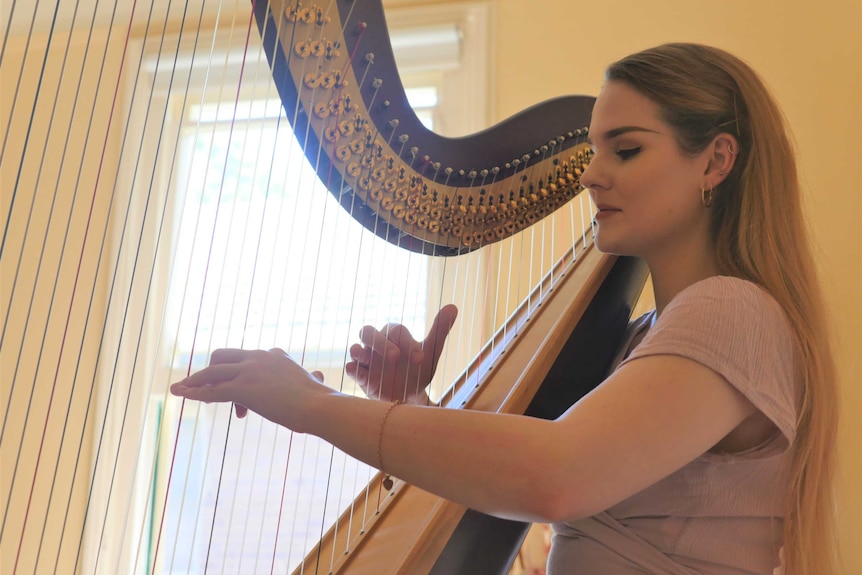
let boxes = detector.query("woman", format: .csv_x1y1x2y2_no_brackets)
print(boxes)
171,44,837,575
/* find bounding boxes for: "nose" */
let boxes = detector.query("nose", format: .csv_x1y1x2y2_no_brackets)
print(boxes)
578,155,606,192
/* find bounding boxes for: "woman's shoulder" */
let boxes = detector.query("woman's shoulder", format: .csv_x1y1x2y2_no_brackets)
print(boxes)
633,275,800,442
674,274,774,304
662,275,789,334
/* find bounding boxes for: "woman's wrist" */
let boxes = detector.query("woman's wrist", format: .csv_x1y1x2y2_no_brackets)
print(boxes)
405,390,434,406
297,387,343,434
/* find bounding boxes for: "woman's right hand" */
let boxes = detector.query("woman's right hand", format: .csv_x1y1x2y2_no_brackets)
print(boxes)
346,304,458,404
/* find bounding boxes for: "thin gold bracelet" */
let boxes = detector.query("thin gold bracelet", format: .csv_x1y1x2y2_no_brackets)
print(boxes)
377,400,403,490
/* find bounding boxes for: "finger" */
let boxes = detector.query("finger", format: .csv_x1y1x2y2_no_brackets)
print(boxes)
210,348,254,365
170,378,236,404
310,370,324,382
235,403,248,418
358,326,400,361
346,361,368,382
348,343,370,364
174,363,242,389
424,304,458,349
384,323,416,349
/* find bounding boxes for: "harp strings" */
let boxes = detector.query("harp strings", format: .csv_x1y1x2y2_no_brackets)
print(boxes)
1,2,596,573
154,3,257,574
1,1,148,572
80,2,227,573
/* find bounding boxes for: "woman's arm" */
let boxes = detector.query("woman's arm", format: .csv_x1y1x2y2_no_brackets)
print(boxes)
171,348,755,524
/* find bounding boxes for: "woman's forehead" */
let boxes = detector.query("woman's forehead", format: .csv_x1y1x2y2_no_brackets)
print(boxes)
588,82,668,142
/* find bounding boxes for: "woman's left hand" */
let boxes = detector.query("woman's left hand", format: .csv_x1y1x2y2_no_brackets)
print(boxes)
170,348,331,432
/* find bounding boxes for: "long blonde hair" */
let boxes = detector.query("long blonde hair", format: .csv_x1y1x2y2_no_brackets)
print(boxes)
606,43,838,575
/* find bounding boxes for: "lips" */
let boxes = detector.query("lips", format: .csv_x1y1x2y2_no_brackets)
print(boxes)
594,203,621,212
593,204,621,221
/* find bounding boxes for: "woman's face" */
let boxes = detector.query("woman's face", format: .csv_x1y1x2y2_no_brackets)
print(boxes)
580,81,713,261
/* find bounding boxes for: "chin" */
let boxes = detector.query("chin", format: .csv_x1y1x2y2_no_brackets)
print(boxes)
592,233,629,257
593,230,621,256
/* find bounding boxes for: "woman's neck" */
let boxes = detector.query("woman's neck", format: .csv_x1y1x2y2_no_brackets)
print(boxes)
646,240,719,316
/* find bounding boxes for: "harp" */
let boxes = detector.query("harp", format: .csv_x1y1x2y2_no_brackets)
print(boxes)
0,1,647,573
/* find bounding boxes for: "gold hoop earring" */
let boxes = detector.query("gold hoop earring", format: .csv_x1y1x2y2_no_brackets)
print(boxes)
702,187,714,208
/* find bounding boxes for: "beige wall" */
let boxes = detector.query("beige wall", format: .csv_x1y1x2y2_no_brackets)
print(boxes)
488,0,860,572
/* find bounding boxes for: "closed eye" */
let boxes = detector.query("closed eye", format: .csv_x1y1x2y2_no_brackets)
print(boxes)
617,147,641,160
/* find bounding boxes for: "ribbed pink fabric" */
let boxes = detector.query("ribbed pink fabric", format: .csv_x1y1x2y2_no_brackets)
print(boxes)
549,276,799,575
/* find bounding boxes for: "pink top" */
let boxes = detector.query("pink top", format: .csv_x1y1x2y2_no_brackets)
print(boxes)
548,276,799,575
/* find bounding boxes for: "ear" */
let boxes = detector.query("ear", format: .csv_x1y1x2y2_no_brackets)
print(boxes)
703,133,739,188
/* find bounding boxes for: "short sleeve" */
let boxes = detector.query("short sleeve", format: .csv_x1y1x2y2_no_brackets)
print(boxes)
618,276,800,445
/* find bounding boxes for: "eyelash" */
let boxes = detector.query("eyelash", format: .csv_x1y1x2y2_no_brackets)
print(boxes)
616,147,642,160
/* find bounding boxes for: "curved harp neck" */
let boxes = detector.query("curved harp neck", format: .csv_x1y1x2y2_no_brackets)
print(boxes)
258,0,595,254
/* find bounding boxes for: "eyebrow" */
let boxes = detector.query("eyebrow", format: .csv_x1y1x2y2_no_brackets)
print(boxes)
586,126,660,145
